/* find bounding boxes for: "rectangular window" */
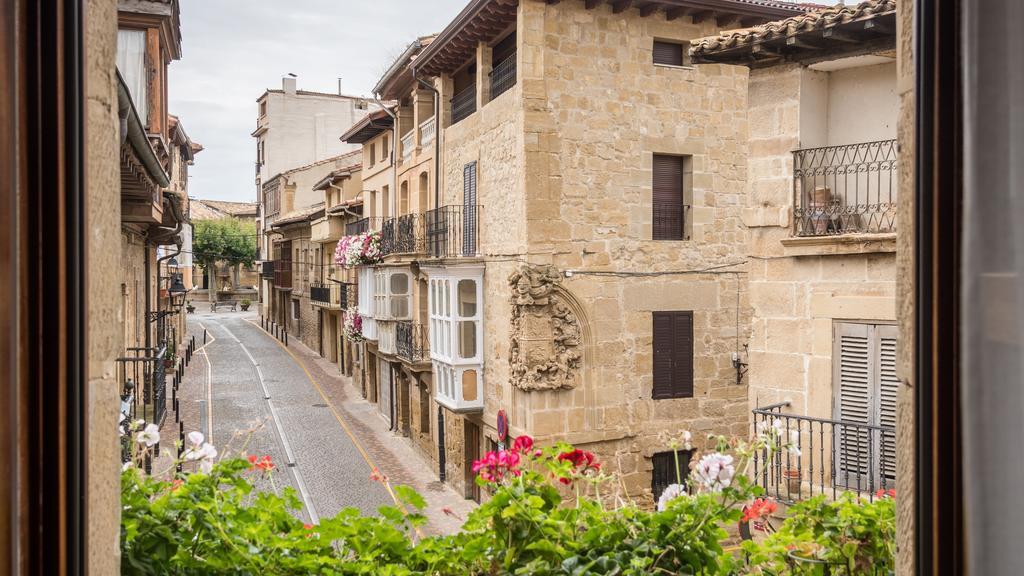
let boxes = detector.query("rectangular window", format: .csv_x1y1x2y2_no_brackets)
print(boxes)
382,135,390,161
653,154,688,240
292,299,300,320
259,100,267,117
117,29,148,125
369,143,376,167
653,40,689,67
833,322,898,487
652,311,694,399
652,450,691,500
419,385,431,434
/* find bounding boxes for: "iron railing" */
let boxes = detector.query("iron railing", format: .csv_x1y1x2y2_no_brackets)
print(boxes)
425,204,482,258
451,85,476,125
652,202,690,240
396,321,429,363
310,281,348,309
381,213,425,256
751,403,896,504
490,52,517,99
261,260,274,279
117,344,168,427
346,217,370,236
793,139,898,236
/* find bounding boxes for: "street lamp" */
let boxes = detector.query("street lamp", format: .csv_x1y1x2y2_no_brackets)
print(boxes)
168,273,187,311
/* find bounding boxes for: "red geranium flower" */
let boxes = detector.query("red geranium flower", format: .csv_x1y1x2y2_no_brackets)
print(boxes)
875,488,896,499
512,435,534,454
741,498,778,523
248,455,275,472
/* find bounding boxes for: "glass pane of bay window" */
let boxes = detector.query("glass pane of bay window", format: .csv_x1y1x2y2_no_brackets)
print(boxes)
462,369,478,402
458,279,477,317
459,320,477,359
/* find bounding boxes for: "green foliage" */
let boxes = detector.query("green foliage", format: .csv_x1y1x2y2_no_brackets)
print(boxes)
121,436,895,575
740,493,896,575
192,218,257,268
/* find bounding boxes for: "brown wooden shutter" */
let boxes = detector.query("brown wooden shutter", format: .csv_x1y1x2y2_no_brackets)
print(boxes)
653,311,694,399
653,41,684,66
653,154,684,240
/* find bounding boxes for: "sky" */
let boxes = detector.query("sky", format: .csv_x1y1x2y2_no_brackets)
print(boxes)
170,0,468,203
170,0,841,203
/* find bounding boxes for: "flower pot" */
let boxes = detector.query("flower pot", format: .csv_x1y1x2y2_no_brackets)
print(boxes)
784,468,801,494
164,358,174,370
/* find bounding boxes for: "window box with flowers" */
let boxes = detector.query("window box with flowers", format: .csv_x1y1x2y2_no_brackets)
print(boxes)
334,231,382,268
342,307,364,343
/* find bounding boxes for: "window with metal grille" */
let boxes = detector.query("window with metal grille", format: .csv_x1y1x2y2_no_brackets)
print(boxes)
833,322,898,488
652,154,689,240
652,311,694,399
652,450,691,500
653,40,688,67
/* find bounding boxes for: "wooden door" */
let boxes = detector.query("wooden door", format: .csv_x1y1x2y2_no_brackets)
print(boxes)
464,420,481,502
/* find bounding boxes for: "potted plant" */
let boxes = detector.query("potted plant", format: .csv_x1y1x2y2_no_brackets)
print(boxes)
784,467,802,495
163,345,175,370
185,300,195,314
240,298,251,311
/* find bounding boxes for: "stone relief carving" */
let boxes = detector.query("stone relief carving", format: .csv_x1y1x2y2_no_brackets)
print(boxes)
509,265,582,391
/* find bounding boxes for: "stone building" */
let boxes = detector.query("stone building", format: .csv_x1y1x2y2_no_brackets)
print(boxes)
691,0,899,501
254,79,378,321
189,198,259,293
117,0,193,433
337,0,809,504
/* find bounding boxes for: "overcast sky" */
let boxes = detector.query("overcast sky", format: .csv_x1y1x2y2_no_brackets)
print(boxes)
169,0,467,203
170,0,840,203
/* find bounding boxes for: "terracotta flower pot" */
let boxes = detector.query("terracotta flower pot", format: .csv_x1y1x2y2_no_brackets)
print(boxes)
784,468,801,494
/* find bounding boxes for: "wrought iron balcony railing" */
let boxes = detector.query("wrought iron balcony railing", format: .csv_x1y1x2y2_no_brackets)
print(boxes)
451,85,476,125
490,52,517,100
751,403,895,504
117,344,168,443
309,281,348,309
425,205,481,259
396,321,429,363
346,217,370,236
793,139,898,236
380,213,425,256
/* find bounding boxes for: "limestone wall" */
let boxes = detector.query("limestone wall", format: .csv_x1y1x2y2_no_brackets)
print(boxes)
87,0,123,570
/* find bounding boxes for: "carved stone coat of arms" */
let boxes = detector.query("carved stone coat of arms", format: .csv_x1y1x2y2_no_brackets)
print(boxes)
508,264,582,391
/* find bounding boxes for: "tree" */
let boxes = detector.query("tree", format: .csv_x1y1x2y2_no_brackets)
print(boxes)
192,218,257,300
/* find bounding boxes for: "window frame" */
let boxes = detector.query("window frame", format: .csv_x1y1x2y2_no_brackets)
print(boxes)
652,39,692,68
651,310,694,400
652,153,691,241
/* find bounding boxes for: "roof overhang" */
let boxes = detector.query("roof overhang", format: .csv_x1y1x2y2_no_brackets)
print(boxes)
270,208,326,229
312,168,359,191
374,38,426,99
690,0,895,68
339,110,395,144
413,0,810,76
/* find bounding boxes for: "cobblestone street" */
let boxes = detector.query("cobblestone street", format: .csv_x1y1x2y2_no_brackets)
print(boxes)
165,309,473,533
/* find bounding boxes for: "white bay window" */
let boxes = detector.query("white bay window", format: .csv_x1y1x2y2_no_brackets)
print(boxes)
423,265,484,412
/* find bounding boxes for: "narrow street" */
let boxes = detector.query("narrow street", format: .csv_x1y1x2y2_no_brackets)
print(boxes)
170,309,472,532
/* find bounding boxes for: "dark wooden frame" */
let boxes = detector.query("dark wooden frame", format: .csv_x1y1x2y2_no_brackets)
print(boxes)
0,0,86,573
915,0,964,573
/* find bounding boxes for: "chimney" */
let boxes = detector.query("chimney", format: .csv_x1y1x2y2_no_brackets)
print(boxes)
282,76,297,95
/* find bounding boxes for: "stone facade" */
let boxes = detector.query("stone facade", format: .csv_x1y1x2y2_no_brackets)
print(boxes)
425,0,755,502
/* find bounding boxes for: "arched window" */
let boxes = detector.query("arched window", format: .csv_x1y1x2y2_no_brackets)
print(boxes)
418,171,429,212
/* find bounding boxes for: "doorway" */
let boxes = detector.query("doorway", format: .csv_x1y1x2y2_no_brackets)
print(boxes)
464,420,481,502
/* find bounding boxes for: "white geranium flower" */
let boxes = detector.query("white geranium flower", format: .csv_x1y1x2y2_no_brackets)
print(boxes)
788,430,802,457
136,423,160,447
693,453,735,492
187,431,204,446
681,430,693,451
199,459,213,474
122,461,134,472
656,483,687,511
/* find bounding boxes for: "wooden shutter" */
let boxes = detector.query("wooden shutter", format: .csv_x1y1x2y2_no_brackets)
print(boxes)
652,311,694,399
835,322,872,483
653,155,684,240
653,41,684,66
876,325,899,482
463,162,478,255
651,450,691,499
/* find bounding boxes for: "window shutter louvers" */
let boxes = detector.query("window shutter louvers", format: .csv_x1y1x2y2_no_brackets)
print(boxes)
463,162,478,255
653,155,684,240
652,311,694,399
835,322,872,483
652,313,674,399
651,450,691,500
653,41,685,66
876,325,899,482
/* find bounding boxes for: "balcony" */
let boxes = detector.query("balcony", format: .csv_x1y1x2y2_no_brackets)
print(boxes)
451,85,476,125
260,261,274,279
420,117,436,147
396,321,429,364
793,139,898,236
380,214,424,256
653,202,690,241
424,205,482,259
751,403,895,504
272,260,292,289
401,129,415,163
489,51,516,100
309,282,347,309
345,217,383,236
117,344,168,439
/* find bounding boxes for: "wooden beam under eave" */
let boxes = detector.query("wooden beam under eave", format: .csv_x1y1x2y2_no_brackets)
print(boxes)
822,27,862,43
751,43,782,58
716,14,744,29
585,0,600,9
612,0,633,13
665,6,689,21
545,0,560,3
786,35,823,49
638,2,658,17
690,10,715,24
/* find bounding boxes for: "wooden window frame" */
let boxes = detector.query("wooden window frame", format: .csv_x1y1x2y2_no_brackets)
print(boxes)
652,154,690,241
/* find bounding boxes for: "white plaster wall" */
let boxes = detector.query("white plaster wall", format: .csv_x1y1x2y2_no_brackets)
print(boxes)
827,62,898,145
799,68,829,149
